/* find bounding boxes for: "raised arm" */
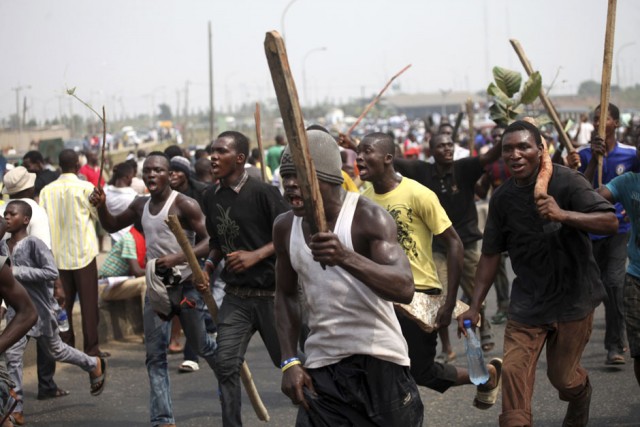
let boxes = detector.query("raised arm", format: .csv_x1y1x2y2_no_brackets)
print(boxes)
479,136,503,167
89,186,143,233
309,198,414,304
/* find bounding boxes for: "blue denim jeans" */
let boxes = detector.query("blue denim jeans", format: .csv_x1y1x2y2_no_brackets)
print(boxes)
214,293,281,427
144,284,217,426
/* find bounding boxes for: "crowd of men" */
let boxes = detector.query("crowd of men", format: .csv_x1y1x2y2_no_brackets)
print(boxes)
0,103,636,427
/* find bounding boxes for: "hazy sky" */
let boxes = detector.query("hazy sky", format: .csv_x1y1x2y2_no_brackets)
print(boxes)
1,0,639,122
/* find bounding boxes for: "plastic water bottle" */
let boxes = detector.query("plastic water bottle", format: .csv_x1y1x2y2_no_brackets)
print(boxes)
57,309,70,332
463,319,489,385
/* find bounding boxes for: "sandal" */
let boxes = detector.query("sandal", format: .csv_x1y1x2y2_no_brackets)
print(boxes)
491,311,508,325
37,388,70,400
474,358,502,410
481,334,495,353
435,351,457,364
0,390,17,427
90,357,107,396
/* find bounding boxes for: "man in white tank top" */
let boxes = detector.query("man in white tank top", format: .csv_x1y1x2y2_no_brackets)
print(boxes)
273,129,424,426
90,152,216,427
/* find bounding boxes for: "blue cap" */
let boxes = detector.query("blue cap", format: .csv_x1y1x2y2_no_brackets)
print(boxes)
463,319,471,328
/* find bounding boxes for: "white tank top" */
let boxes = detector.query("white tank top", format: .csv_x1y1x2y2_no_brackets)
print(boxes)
290,191,410,369
143,190,194,282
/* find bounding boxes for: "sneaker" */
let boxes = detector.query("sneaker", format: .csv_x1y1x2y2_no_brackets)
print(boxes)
178,360,200,373
562,379,592,427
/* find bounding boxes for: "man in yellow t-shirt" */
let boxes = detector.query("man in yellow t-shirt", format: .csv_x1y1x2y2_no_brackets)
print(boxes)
358,132,502,408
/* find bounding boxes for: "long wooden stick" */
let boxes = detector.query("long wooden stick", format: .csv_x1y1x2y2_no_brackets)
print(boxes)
264,30,327,234
451,111,464,143
509,39,575,155
465,99,475,156
165,215,270,422
97,106,107,190
346,64,412,136
597,0,617,188
254,103,267,183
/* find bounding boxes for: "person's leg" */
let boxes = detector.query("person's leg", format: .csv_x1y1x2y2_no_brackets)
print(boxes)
143,294,174,426
545,312,594,426
42,333,97,372
178,286,216,370
499,320,547,427
623,273,640,387
5,337,27,415
58,269,77,349
214,294,257,427
73,260,101,356
397,314,458,393
594,235,628,362
253,297,282,368
36,338,63,400
168,318,183,354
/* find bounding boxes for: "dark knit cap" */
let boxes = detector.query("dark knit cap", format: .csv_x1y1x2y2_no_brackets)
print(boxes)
279,130,344,185
169,156,191,176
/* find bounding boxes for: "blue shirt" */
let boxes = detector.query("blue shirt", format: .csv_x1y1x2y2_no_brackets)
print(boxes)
606,172,640,279
579,142,639,237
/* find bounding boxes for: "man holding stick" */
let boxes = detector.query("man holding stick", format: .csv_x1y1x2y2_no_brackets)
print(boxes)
202,131,289,427
89,151,217,427
274,129,424,426
460,120,618,427
568,103,640,365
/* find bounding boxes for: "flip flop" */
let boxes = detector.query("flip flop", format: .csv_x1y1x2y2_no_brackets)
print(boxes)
37,388,70,400
90,357,107,396
435,351,457,364
473,358,502,410
0,390,17,427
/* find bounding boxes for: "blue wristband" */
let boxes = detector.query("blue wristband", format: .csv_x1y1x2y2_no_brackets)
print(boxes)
280,357,300,369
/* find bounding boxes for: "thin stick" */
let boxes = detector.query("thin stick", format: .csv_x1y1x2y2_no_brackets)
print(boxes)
264,30,327,234
165,215,270,421
509,40,576,155
97,106,107,190
451,111,464,143
254,103,267,183
465,99,475,156
597,0,617,188
346,64,412,136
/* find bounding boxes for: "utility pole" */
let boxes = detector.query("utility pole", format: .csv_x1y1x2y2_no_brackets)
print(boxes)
184,80,191,145
11,85,30,144
208,21,215,141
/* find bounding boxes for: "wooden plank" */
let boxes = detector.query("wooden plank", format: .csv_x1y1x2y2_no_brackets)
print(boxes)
597,0,617,188
254,102,267,183
466,99,475,156
264,30,327,234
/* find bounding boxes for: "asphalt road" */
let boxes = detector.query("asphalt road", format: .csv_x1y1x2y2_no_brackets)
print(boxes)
16,290,640,427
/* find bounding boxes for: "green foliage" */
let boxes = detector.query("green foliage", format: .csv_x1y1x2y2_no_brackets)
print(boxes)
487,66,542,127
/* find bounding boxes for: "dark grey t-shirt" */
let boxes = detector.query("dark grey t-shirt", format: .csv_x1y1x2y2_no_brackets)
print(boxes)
483,165,613,325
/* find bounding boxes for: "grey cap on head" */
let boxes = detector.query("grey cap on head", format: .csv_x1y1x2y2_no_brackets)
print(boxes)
279,130,344,185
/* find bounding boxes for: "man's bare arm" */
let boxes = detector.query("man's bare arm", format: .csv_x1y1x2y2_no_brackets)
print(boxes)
0,264,37,354
433,226,464,328
309,199,414,304
457,253,501,336
89,186,143,233
177,195,210,259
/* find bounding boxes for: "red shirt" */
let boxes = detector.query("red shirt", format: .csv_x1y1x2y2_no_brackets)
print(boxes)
79,164,105,187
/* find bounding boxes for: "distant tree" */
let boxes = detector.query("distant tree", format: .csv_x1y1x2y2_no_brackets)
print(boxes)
578,80,601,96
26,118,37,128
158,103,172,121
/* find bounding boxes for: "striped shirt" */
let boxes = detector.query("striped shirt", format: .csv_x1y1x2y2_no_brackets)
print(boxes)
39,173,98,269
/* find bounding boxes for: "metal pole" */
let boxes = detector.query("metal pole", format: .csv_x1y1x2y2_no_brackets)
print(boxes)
280,0,299,42
302,47,327,106
208,21,215,141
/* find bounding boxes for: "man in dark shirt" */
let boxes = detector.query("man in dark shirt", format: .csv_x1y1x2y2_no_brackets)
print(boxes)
459,120,617,427
395,131,503,351
22,151,60,198
202,131,289,427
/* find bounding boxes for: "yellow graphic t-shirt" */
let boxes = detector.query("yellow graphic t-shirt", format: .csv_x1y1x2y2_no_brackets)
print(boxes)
363,177,452,291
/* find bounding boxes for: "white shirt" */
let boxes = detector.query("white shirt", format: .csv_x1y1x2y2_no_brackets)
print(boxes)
104,185,138,242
